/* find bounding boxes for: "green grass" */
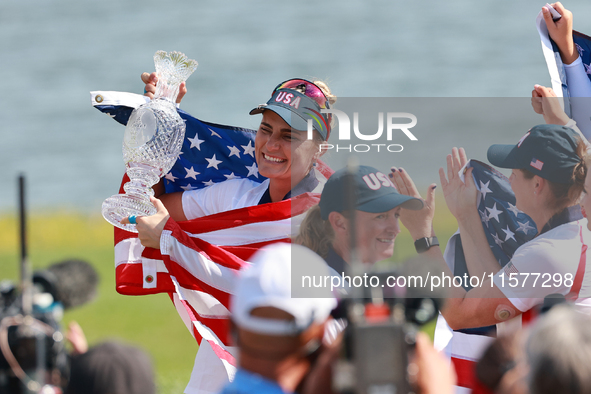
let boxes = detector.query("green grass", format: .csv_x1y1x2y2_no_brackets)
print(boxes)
0,211,195,393
0,194,459,391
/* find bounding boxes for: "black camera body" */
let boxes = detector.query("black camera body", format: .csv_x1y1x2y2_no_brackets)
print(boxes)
0,280,69,394
332,270,442,394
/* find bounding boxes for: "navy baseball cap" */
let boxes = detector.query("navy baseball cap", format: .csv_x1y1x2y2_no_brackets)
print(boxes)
319,165,424,220
249,79,331,140
487,124,582,184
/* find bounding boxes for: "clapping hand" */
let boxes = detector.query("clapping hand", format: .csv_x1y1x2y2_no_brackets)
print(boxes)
389,167,437,240
438,147,479,221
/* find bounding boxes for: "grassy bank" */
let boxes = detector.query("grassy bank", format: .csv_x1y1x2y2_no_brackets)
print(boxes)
0,211,195,393
0,195,459,392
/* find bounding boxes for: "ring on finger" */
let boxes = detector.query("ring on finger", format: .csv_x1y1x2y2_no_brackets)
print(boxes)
128,215,137,224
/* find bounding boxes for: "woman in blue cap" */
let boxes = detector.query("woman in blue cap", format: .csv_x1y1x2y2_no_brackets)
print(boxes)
120,76,336,394
391,124,589,330
124,76,335,245
297,164,424,273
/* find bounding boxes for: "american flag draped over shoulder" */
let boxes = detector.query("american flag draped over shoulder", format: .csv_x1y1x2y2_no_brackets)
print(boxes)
91,91,330,391
435,160,537,394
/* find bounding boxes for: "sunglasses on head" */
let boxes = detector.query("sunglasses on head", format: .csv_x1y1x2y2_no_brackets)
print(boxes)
273,79,331,111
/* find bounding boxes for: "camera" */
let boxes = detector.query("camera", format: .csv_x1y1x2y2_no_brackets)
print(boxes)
331,266,444,394
0,259,98,394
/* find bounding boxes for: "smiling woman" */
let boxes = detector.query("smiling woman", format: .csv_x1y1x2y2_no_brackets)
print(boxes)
254,111,322,203
119,76,337,394
296,165,424,273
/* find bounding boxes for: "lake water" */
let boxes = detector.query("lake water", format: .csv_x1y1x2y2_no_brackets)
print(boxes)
2,0,591,213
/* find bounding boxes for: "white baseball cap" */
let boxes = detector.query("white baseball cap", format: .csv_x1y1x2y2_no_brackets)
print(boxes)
232,243,337,336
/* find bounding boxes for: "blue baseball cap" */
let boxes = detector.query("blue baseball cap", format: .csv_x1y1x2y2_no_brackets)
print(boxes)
319,165,424,220
487,124,582,184
249,79,331,140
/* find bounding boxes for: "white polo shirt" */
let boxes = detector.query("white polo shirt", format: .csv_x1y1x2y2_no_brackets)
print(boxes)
493,218,591,313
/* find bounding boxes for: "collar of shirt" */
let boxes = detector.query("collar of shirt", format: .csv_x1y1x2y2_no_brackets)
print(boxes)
325,246,347,275
258,169,321,205
540,205,584,235
220,369,291,394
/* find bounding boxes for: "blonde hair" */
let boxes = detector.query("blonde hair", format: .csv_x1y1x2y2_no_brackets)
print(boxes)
312,79,337,131
294,205,334,260
312,80,337,107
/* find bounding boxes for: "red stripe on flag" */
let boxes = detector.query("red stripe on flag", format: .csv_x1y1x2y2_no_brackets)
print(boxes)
115,264,174,295
176,293,232,347
205,339,237,366
451,357,476,389
221,239,291,260
521,308,537,326
179,192,319,234
163,258,232,309
165,219,249,270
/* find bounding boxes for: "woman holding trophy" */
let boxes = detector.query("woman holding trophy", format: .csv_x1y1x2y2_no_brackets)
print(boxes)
123,75,335,243
116,73,336,394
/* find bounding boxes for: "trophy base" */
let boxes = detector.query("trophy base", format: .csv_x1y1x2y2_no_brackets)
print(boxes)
102,194,157,233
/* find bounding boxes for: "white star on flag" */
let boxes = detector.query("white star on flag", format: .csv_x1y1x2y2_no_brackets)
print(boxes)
202,179,215,187
224,172,238,180
491,232,504,247
206,154,223,170
507,203,521,216
501,226,516,242
242,141,255,157
246,163,259,178
185,166,200,180
209,128,222,138
165,172,178,182
486,203,503,223
228,145,241,158
516,220,535,234
479,180,492,202
188,134,204,150
585,63,591,75
181,183,195,191
479,209,490,227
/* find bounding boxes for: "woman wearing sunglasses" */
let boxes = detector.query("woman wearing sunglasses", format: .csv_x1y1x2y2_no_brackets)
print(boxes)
122,75,335,394
124,76,335,245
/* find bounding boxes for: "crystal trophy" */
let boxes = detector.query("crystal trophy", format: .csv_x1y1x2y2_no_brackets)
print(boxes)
102,51,198,232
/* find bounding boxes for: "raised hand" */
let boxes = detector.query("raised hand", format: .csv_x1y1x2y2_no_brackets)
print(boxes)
531,84,570,126
438,147,478,221
141,72,187,104
389,167,437,240
542,2,578,64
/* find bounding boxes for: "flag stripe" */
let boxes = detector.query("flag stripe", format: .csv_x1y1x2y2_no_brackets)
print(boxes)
94,91,330,391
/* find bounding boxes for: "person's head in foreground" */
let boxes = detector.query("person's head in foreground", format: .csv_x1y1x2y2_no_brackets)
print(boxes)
65,341,155,394
225,243,336,394
297,165,423,265
487,124,587,230
526,304,591,394
476,332,527,394
249,79,336,201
